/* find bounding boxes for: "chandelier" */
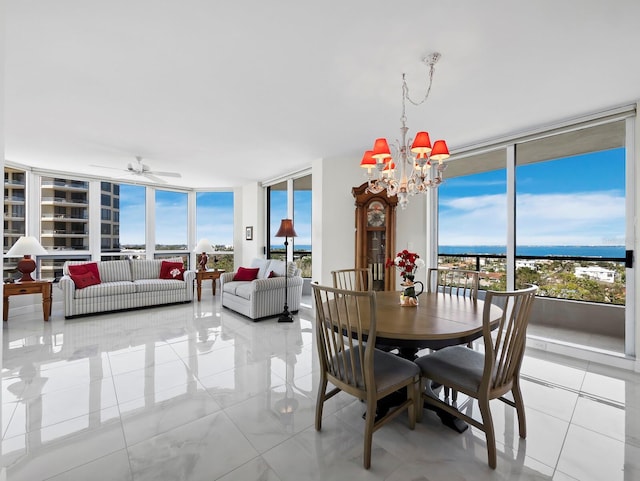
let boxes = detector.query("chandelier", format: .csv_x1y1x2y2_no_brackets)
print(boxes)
360,53,450,209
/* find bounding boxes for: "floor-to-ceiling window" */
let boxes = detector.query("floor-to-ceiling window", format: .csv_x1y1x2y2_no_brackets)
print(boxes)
293,176,312,277
437,114,632,355
110,183,146,260
40,176,91,278
3,167,26,279
154,189,188,263
266,174,312,278
196,191,234,272
438,149,507,290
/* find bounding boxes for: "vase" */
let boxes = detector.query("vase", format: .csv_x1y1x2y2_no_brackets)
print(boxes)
400,274,423,307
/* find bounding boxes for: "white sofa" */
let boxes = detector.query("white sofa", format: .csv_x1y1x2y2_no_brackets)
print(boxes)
220,258,303,320
59,259,196,318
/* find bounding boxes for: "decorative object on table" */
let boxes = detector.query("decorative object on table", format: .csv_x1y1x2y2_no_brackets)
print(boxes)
359,52,450,210
275,219,297,322
399,276,424,306
5,236,48,282
193,238,215,271
386,250,425,306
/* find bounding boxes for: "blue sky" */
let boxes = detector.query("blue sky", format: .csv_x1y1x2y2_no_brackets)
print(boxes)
438,148,626,246
119,186,311,247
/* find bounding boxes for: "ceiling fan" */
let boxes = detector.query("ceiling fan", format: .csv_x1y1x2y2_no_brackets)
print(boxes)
91,156,182,184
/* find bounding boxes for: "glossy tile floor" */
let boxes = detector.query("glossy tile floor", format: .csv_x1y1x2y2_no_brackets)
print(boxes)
2,290,640,481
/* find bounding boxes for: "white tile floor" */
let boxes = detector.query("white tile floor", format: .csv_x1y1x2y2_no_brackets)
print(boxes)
2,290,640,480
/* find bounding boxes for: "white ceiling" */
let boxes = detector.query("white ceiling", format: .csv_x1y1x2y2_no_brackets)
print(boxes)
5,1,640,189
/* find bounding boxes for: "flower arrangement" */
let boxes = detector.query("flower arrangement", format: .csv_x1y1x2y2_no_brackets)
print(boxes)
386,249,425,280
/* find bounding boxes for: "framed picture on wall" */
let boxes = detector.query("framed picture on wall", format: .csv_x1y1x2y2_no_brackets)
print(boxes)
245,226,253,241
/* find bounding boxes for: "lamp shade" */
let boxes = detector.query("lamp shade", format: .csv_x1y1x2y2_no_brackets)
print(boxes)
6,236,48,257
193,238,215,254
275,219,297,238
430,140,450,161
6,236,48,282
360,150,376,168
410,131,432,154
372,138,392,160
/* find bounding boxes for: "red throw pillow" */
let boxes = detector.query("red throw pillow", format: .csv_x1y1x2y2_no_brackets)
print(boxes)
233,267,260,281
268,270,277,278
160,261,185,280
72,271,101,289
68,263,102,284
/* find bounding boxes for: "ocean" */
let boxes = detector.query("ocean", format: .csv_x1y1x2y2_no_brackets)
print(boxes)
439,245,625,258
279,245,626,258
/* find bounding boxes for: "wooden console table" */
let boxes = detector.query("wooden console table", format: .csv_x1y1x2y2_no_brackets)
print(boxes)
195,269,224,301
3,280,53,322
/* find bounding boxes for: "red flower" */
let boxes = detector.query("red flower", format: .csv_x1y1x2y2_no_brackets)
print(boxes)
387,250,424,278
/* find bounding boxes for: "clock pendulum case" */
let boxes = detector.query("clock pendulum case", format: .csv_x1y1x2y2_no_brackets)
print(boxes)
352,182,397,291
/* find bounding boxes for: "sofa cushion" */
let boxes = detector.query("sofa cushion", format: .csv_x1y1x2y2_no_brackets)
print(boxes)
160,261,185,280
269,260,286,277
68,263,102,285
234,267,259,281
234,282,254,300
222,280,246,296
250,258,272,279
73,281,136,299
71,271,101,289
131,259,162,280
98,260,133,283
134,279,186,293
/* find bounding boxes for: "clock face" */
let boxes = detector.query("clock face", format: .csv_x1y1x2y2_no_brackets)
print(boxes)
367,201,386,227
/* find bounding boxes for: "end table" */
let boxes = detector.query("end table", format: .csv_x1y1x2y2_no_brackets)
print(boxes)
3,280,53,322
195,269,224,302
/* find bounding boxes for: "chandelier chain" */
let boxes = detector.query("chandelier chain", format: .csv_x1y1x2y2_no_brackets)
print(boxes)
403,54,437,107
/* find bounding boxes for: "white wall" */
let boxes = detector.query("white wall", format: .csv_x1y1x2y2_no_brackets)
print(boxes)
311,152,429,287
237,183,264,268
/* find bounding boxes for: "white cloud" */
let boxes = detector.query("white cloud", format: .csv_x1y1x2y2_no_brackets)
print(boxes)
439,191,625,245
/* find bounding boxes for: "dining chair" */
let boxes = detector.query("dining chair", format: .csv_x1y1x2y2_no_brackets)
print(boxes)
427,267,480,300
415,284,538,469
426,267,481,400
331,267,373,291
311,283,420,469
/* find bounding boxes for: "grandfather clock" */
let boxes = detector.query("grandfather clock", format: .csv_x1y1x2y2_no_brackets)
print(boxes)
352,183,397,291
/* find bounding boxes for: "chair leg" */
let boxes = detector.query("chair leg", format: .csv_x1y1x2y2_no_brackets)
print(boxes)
315,377,328,431
512,381,527,438
363,396,376,469
478,395,497,469
416,379,425,423
408,377,418,429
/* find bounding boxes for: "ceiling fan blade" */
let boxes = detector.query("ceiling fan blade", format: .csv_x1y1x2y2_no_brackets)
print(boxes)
141,173,168,184
148,171,182,178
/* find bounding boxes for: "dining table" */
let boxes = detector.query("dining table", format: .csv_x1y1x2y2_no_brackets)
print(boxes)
367,290,503,353
363,290,504,432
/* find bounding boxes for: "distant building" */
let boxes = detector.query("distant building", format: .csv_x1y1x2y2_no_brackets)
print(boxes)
575,266,615,283
516,259,537,270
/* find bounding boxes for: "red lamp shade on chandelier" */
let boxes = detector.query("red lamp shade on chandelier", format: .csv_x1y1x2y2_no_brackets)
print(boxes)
358,52,452,209
6,236,48,282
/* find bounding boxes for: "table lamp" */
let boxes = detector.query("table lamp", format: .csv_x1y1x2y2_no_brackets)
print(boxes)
275,219,297,322
6,236,48,282
193,238,215,271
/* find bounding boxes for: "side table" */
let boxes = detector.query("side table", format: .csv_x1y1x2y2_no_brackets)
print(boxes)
195,269,224,302
3,280,53,322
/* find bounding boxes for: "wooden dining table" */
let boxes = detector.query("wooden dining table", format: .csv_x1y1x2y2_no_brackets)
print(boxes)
366,290,503,354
